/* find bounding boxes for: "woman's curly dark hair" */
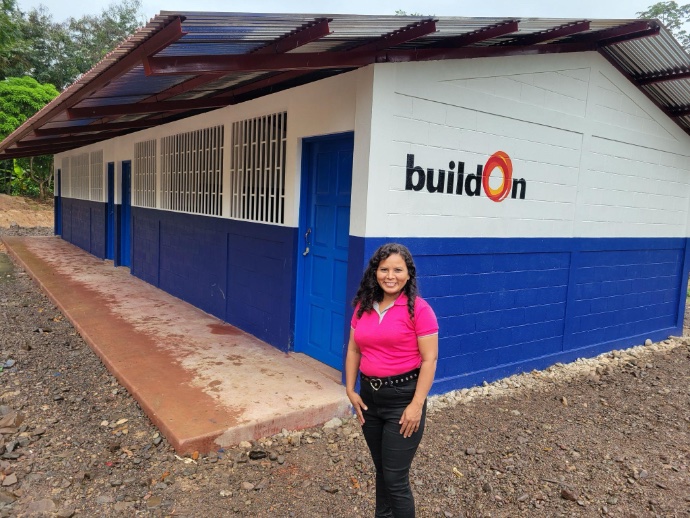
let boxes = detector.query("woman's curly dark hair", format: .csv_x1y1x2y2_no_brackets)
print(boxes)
353,243,418,320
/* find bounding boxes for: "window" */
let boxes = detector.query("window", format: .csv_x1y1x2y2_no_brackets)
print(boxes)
134,140,156,208
229,112,287,224
160,126,223,216
60,157,70,198
71,153,89,200
90,150,103,202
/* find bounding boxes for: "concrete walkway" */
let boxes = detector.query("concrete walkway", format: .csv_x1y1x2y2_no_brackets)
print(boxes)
1,236,351,454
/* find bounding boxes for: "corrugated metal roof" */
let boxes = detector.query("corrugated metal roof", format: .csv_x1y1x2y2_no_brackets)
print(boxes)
1,11,687,159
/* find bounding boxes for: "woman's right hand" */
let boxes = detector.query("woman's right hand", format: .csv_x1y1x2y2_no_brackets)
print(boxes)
347,390,367,425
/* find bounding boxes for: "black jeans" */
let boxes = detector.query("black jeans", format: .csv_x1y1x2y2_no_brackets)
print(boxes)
360,377,426,518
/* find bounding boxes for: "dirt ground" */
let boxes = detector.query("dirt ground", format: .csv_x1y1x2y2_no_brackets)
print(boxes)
0,195,53,229
0,209,689,517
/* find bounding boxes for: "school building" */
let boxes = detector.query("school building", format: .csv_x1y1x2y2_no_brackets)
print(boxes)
2,12,690,393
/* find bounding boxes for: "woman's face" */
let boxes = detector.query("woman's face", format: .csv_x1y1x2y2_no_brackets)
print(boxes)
376,253,410,300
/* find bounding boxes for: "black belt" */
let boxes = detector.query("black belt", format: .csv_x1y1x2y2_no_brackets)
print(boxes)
360,368,420,391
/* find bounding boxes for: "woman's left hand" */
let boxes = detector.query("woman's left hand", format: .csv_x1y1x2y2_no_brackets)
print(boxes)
399,400,424,438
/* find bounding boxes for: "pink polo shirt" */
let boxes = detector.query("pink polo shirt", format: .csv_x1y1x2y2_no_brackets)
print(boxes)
351,293,438,377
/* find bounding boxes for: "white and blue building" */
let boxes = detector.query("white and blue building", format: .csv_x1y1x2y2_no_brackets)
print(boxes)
2,13,690,394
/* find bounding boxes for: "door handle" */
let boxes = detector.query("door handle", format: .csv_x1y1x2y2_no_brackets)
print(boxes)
303,228,311,256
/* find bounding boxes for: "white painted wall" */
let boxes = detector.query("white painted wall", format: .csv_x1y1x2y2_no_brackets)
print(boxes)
364,52,690,238
55,51,690,239
54,68,373,229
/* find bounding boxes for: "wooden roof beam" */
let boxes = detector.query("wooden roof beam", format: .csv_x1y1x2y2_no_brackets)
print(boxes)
635,68,690,85
18,132,122,148
1,142,88,157
569,20,659,46
68,97,229,119
437,20,519,48
354,18,437,51
503,20,590,46
34,119,162,136
145,41,600,76
252,17,332,54
670,105,690,117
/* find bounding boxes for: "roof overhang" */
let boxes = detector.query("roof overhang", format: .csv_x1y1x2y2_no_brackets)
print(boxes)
0,12,686,160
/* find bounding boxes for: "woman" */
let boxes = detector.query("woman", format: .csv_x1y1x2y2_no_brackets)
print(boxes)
345,243,438,518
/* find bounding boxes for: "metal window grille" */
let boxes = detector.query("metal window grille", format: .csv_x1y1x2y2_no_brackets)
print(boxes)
160,126,223,216
229,112,287,224
133,140,156,208
90,150,103,202
71,153,90,200
61,157,70,198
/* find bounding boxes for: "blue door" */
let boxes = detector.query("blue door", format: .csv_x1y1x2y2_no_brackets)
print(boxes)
54,169,62,236
296,134,354,369
119,161,132,267
106,163,115,260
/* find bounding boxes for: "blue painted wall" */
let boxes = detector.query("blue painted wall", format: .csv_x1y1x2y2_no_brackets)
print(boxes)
58,200,690,394
350,237,690,394
60,198,107,259
131,207,297,350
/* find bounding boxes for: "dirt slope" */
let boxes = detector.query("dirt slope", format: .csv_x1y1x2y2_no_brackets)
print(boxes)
0,194,53,228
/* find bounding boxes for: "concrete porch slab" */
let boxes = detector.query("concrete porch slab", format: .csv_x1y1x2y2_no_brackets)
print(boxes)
1,236,351,454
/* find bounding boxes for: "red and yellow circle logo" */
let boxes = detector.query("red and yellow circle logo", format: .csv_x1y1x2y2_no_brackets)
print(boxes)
482,151,512,203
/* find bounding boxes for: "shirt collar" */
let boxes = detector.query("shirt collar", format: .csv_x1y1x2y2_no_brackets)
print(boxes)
393,292,408,305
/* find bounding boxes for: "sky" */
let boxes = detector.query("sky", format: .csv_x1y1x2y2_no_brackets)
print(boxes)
15,0,663,25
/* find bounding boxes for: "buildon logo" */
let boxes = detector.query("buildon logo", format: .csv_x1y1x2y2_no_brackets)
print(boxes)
405,152,526,202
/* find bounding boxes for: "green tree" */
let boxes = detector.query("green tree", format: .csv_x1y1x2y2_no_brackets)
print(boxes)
638,1,690,49
0,0,22,78
64,0,144,82
0,1,143,197
0,77,59,198
6,0,144,90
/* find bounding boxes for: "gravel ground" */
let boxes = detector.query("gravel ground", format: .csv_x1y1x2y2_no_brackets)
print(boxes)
1,226,690,517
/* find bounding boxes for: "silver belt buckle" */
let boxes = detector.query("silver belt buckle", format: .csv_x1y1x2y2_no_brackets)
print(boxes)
369,378,382,391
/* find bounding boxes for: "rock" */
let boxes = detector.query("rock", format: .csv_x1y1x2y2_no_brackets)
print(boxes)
644,339,653,346
96,495,115,504
146,495,162,508
1,473,16,486
26,498,56,513
560,488,578,501
0,490,16,504
56,508,76,518
248,449,267,460
288,432,303,446
323,417,342,429
238,441,252,449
